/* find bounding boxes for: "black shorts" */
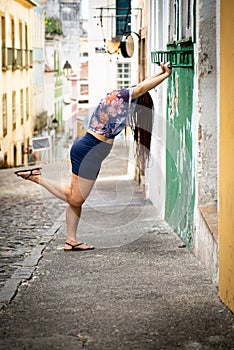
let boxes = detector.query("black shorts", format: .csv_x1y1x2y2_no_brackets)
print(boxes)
70,132,113,180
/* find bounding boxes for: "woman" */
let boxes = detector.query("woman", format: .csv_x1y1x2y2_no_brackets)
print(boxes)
15,62,172,251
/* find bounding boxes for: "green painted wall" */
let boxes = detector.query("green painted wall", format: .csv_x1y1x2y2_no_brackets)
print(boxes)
165,44,195,248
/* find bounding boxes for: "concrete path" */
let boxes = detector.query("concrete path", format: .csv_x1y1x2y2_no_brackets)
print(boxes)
0,139,233,349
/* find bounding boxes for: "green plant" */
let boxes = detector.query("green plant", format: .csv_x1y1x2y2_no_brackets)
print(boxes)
81,335,88,348
45,16,63,35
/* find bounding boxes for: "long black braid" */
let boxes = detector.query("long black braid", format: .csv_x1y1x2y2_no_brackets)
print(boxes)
130,92,154,178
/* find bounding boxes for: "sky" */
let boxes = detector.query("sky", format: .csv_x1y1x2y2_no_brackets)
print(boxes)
81,0,88,19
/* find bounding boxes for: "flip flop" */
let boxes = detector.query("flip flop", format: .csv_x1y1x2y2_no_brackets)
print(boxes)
64,242,95,252
14,167,42,179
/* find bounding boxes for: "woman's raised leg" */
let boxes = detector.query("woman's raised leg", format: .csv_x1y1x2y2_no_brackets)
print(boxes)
15,170,96,250
15,169,95,208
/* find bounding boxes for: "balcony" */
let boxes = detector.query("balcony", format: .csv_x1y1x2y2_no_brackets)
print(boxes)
2,47,33,71
151,49,193,68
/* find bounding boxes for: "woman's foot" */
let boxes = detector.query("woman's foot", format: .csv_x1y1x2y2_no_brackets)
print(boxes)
64,240,94,251
15,167,42,182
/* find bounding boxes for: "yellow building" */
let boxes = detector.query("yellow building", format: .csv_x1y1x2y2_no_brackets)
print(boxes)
0,0,36,167
219,0,234,313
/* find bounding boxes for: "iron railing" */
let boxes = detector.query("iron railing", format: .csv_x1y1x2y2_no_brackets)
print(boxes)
151,49,193,67
2,47,33,70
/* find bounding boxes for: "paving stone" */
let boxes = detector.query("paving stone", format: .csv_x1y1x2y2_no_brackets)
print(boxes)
0,163,67,291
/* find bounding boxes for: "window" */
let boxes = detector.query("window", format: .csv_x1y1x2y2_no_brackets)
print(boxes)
25,24,28,66
12,91,16,130
181,0,193,39
168,0,193,42
116,0,131,37
1,16,6,46
11,18,15,48
61,5,77,21
1,16,6,67
26,88,29,120
19,22,23,49
20,89,24,125
168,0,178,41
25,24,28,49
80,84,88,95
10,19,15,68
17,22,23,67
2,94,7,136
117,63,131,89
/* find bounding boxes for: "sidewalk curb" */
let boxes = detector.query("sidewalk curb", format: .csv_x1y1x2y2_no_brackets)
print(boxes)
0,222,61,310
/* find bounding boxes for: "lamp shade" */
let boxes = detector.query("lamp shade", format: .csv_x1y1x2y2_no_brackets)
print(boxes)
63,60,72,78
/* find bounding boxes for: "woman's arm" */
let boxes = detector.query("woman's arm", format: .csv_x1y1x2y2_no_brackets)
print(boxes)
131,62,172,100
143,62,166,80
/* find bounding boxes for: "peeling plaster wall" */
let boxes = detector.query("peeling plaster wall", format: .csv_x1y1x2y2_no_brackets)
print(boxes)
194,209,219,284
193,0,218,283
196,0,217,205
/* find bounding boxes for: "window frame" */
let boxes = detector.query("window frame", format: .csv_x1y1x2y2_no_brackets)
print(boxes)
116,0,131,37
1,15,7,68
168,0,194,43
12,91,16,130
116,62,131,90
20,89,24,125
26,87,29,120
168,0,178,42
80,84,88,95
2,93,7,137
11,17,15,48
181,0,193,39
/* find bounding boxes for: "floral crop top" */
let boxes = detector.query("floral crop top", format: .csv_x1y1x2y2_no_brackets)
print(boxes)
88,88,135,138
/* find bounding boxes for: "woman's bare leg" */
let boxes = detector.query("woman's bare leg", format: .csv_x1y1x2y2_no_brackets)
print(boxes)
15,170,95,249
64,204,94,250
15,170,95,208
64,204,93,250
64,175,95,249
66,204,82,242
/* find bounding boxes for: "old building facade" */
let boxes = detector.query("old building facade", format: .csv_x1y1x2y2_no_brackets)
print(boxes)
139,0,234,312
0,0,36,167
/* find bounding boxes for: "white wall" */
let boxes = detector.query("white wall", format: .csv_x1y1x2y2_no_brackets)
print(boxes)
146,0,168,219
88,0,117,108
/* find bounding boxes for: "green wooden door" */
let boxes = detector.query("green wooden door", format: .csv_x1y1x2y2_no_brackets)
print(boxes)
165,44,195,248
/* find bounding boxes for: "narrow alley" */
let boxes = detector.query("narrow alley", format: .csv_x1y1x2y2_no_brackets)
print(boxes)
0,140,234,350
